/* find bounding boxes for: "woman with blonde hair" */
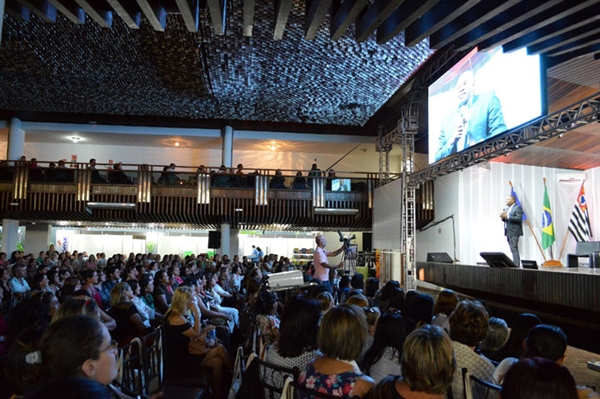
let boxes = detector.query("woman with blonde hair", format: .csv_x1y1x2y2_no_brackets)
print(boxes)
297,304,375,398
108,282,149,344
163,286,231,398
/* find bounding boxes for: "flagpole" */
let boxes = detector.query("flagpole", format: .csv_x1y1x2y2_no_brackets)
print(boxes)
558,179,585,260
510,181,547,261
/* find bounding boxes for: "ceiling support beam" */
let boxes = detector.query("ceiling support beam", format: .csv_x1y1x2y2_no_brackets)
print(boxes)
74,0,112,27
404,0,480,47
106,0,141,29
503,3,600,52
376,0,439,45
4,2,31,22
475,0,600,51
136,0,166,31
273,0,293,40
545,32,600,56
48,0,84,24
429,0,519,50
207,0,226,36
452,1,565,51
305,0,333,40
15,0,56,22
527,22,600,55
356,0,405,43
243,0,254,37
175,0,199,32
330,0,368,41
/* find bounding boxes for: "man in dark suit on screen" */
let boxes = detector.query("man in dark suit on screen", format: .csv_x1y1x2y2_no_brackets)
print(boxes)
500,195,523,267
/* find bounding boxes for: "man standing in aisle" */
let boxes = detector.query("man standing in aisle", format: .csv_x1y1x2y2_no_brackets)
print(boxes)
313,235,344,292
500,195,523,267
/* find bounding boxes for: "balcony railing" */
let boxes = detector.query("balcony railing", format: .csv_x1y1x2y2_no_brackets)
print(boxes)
0,160,379,230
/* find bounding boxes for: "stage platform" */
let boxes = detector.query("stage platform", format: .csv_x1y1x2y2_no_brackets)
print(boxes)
417,262,600,313
416,261,600,353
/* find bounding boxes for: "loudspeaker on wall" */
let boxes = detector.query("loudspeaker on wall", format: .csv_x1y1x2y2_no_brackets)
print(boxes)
208,231,221,249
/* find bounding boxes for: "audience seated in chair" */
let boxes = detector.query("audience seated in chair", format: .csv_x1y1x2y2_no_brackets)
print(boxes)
362,324,456,399
297,304,375,398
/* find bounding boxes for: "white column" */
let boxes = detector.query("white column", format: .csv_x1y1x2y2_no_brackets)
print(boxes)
221,125,233,168
24,223,52,253
1,219,19,254
8,117,25,162
229,228,239,258
220,223,230,257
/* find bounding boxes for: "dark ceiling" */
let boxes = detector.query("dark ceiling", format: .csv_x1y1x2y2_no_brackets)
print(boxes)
0,0,599,154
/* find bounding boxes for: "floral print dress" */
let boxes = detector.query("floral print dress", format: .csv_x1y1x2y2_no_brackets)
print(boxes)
297,358,363,398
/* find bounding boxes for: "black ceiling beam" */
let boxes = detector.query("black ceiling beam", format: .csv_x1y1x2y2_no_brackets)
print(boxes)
429,0,520,50
5,2,31,22
106,0,141,29
74,0,112,27
207,0,226,35
546,31,600,56
595,52,600,60
48,0,85,24
357,0,406,43
404,0,480,47
330,0,368,41
526,20,600,55
376,0,439,45
452,0,563,51
273,0,293,40
305,0,333,40
475,0,600,51
503,3,600,53
243,0,254,37
15,0,56,22
136,0,167,31
546,42,600,67
175,0,200,32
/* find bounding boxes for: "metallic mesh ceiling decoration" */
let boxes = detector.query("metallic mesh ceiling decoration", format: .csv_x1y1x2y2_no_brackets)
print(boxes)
0,2,433,127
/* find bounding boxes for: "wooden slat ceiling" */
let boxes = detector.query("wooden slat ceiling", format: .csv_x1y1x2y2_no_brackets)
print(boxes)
0,0,599,170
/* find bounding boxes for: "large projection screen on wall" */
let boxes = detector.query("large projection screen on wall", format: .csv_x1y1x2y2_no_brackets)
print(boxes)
428,47,545,164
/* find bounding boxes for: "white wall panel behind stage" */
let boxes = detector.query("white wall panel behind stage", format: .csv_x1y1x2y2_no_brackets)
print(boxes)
417,163,600,266
373,178,402,250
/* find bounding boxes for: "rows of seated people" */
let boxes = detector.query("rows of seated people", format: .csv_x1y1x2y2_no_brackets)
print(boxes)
1,247,598,399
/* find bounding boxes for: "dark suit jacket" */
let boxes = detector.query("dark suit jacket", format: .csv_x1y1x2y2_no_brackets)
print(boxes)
503,204,523,237
436,91,507,161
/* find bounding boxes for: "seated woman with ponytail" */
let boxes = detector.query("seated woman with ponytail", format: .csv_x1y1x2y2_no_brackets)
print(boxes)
163,286,231,398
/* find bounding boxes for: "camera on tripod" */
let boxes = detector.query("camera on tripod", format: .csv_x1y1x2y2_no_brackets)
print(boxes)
337,230,356,250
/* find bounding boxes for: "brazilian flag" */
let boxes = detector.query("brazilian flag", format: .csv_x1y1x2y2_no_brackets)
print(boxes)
542,184,555,249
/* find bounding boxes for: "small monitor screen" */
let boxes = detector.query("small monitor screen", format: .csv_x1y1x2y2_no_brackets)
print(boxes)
428,47,544,164
332,178,351,191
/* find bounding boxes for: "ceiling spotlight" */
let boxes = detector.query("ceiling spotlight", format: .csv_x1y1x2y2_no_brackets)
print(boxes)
558,133,564,138
175,142,180,147
71,136,81,143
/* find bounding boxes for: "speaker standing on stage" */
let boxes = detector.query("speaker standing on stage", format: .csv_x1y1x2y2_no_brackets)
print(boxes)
313,235,344,292
500,196,523,267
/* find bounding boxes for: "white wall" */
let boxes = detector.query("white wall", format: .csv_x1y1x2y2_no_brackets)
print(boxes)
417,163,600,265
19,139,398,174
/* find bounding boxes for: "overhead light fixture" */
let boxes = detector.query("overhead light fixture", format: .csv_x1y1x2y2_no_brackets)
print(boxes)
70,136,81,143
175,142,180,147
86,202,136,210
314,208,359,215
235,208,243,212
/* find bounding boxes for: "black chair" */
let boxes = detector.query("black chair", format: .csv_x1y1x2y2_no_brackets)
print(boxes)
462,367,501,399
115,337,144,396
256,358,298,399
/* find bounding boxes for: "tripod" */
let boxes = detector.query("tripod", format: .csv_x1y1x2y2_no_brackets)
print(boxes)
341,242,357,275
